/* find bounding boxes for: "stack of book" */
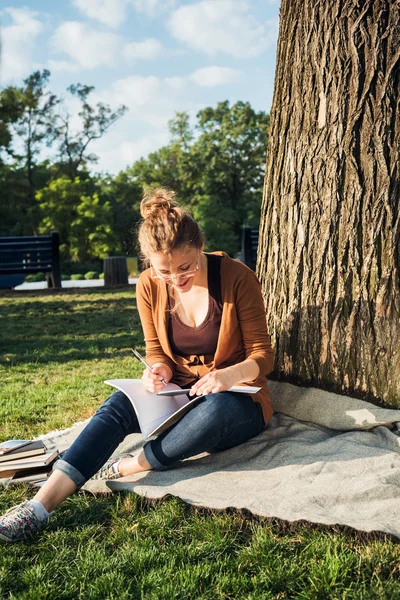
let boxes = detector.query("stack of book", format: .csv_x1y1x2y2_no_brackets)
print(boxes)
0,440,59,486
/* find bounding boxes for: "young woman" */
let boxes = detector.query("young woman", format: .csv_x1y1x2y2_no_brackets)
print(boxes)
0,189,274,543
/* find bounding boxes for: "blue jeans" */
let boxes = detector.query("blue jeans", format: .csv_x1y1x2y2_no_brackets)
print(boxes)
54,391,265,487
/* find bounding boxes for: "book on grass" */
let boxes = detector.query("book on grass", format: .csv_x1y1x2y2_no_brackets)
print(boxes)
0,440,30,455
105,379,261,440
0,439,47,463
0,449,59,479
8,466,53,486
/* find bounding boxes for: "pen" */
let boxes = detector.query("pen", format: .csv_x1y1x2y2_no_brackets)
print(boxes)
131,349,168,385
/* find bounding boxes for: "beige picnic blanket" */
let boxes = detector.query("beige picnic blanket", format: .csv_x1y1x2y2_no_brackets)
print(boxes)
37,381,400,539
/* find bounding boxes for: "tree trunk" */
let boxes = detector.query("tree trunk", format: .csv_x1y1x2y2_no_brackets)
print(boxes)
258,0,400,406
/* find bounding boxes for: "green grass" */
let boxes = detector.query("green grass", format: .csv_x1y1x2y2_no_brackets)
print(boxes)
0,289,144,439
0,288,399,599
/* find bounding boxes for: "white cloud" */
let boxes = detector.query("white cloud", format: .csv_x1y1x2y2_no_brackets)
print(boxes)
0,7,45,83
130,0,159,16
90,65,242,162
60,75,177,172
83,66,240,172
165,76,186,89
130,0,176,17
189,66,242,87
168,0,275,58
72,0,128,28
50,21,121,68
47,59,81,73
94,131,171,173
95,75,180,128
92,73,198,139
94,66,243,129
71,0,176,25
123,38,163,62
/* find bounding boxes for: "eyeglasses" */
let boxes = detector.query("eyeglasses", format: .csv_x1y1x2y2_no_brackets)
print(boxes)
151,256,199,283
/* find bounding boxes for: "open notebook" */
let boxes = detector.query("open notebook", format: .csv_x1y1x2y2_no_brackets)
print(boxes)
104,380,260,439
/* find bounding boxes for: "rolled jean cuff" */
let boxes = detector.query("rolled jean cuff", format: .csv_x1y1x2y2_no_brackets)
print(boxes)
142,440,168,471
53,458,86,488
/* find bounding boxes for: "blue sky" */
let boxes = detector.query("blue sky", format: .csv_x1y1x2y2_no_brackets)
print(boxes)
1,0,280,174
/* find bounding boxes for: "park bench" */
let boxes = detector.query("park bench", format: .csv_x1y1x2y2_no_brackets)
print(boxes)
240,226,259,270
0,231,61,288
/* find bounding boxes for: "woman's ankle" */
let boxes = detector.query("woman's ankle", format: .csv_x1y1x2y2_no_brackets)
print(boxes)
118,452,152,477
33,470,77,512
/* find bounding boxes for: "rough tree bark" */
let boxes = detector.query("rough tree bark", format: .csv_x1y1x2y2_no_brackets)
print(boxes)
258,0,400,406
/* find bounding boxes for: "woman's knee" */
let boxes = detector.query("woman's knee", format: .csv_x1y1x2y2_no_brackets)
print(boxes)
197,392,260,430
95,391,135,427
194,393,236,428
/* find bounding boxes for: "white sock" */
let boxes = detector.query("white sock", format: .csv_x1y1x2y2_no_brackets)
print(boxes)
28,500,52,521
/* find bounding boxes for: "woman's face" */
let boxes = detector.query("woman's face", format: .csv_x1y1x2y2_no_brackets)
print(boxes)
149,245,201,292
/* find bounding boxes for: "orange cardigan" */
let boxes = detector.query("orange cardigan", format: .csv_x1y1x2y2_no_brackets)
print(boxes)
136,252,274,424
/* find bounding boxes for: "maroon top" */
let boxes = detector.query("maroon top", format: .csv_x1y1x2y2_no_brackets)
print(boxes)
168,254,223,357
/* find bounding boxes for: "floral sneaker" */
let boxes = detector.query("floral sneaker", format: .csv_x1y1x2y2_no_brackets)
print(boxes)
0,501,48,543
91,453,133,480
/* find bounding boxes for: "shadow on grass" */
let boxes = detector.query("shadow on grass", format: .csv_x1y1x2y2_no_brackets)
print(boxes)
0,290,144,366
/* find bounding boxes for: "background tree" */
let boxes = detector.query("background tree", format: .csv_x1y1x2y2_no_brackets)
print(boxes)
0,70,128,243
0,167,30,236
101,170,142,256
130,112,198,202
192,101,269,240
0,68,270,267
258,0,400,405
0,86,25,159
131,101,269,255
37,176,117,265
0,88,29,235
0,70,59,232
54,84,127,180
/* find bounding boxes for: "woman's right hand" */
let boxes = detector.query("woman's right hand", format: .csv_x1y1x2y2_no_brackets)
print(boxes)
142,363,173,394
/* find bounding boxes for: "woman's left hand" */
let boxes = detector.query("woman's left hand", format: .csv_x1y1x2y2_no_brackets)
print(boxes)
190,368,237,396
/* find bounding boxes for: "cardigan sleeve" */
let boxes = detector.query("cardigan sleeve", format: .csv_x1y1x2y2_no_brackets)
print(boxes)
136,275,175,373
234,269,274,377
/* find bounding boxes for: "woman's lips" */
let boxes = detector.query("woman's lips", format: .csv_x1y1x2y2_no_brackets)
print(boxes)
175,278,189,289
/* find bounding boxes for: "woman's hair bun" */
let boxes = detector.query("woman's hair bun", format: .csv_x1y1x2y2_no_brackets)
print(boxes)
137,186,205,258
140,188,177,219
